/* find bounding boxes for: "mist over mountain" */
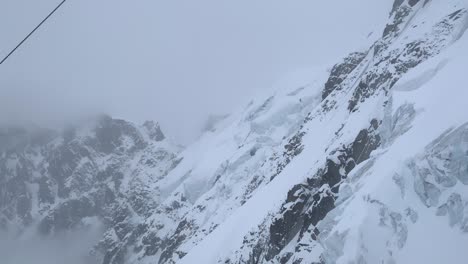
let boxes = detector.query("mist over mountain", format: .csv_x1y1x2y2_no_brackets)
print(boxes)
0,0,390,143
2,0,468,264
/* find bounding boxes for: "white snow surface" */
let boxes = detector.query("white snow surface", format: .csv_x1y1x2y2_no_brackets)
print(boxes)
2,1,468,264
173,1,468,263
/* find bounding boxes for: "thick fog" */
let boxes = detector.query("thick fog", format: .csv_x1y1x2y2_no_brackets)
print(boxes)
0,225,103,264
0,0,391,144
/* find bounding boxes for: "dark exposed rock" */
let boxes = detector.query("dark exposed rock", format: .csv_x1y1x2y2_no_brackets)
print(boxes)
47,142,92,198
350,8,468,112
0,116,178,264
408,0,421,7
351,120,381,164
247,243,265,264
143,120,166,141
263,120,381,261
322,52,367,100
271,131,306,181
93,116,147,154
266,184,312,260
279,252,294,264
159,219,193,264
390,0,405,16
141,229,162,256
384,2,412,38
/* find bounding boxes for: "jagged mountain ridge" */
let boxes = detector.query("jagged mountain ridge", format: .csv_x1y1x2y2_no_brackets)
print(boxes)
2,0,468,263
0,116,181,263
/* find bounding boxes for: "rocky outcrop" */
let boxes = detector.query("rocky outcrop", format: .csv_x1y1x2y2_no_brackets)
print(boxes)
0,116,180,263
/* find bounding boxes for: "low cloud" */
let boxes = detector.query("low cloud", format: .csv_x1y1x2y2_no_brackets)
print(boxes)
0,226,103,264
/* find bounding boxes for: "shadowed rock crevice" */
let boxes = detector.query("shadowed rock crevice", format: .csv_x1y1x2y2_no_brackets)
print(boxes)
322,52,367,100
255,120,381,262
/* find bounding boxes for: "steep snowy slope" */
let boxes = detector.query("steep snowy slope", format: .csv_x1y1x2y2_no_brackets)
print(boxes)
151,1,468,263
1,1,467,264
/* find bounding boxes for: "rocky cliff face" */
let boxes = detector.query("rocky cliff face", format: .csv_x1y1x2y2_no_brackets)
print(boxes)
2,0,468,263
0,115,181,263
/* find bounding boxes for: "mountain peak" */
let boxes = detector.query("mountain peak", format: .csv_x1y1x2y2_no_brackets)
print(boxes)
2,1,468,264
142,120,166,142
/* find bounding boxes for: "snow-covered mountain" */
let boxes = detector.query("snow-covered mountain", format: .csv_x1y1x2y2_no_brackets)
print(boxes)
2,0,468,263
0,116,182,263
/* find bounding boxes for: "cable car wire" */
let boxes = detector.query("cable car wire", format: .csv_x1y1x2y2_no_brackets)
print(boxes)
0,0,68,65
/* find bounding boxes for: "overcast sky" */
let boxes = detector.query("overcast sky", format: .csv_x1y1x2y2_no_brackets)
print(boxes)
0,0,391,143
